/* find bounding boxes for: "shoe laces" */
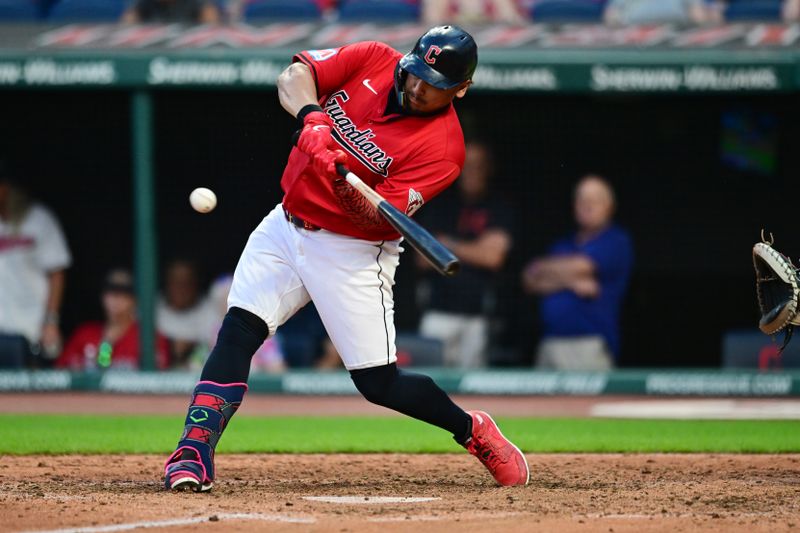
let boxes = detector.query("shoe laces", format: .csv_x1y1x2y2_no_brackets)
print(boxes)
468,435,504,471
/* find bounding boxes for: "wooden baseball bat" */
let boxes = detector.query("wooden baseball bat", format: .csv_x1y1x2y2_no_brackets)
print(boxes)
334,164,460,276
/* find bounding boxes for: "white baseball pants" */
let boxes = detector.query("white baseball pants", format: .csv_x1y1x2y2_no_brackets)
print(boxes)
228,204,401,370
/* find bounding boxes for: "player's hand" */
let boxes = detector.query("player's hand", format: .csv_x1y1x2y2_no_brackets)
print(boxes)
310,147,348,181
297,111,334,157
40,323,62,360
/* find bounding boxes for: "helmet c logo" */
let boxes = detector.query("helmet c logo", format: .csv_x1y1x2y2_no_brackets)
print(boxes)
424,45,442,65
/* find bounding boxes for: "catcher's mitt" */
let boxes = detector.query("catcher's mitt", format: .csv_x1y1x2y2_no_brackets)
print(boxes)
753,232,800,350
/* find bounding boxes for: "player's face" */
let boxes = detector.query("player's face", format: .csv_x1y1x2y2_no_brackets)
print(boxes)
404,73,469,114
165,262,200,310
460,143,491,199
574,176,615,231
102,291,136,320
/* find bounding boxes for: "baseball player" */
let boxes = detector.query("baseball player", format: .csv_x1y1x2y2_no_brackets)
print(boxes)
164,25,530,492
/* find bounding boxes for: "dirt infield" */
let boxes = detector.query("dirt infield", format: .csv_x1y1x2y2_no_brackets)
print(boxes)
3,393,800,531
2,453,800,532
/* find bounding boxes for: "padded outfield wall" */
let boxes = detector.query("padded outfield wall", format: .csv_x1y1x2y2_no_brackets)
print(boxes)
1,22,799,369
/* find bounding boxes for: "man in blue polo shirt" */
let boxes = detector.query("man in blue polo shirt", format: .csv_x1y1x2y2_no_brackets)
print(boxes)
522,174,633,370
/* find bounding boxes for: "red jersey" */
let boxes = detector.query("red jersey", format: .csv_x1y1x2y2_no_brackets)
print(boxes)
283,41,465,241
57,321,170,370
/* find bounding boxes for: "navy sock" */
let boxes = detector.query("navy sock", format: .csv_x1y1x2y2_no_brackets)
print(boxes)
169,381,247,478
350,363,472,444
200,307,269,384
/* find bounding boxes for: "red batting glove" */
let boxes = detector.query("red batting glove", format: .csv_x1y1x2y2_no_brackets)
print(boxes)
296,111,333,157
310,147,348,181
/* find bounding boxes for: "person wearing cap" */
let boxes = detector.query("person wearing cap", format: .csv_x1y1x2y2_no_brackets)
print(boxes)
57,269,170,370
163,26,530,494
0,162,71,368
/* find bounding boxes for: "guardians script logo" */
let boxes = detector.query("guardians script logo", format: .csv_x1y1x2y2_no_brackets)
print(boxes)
324,90,393,177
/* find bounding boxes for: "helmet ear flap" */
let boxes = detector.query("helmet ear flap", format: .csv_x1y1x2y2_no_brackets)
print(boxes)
394,62,409,108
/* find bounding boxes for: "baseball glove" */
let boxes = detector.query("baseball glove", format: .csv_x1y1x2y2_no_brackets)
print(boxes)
753,231,800,350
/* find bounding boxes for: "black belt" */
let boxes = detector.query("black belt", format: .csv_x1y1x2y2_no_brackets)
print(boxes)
283,208,321,231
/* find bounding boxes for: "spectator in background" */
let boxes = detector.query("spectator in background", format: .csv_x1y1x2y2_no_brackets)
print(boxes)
58,269,170,370
205,274,286,373
786,0,800,20
122,0,220,23
0,163,71,368
522,174,632,370
423,0,526,24
156,258,217,368
604,0,710,25
417,141,513,368
221,0,246,21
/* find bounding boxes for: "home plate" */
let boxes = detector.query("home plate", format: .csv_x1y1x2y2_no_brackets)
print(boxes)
303,496,440,504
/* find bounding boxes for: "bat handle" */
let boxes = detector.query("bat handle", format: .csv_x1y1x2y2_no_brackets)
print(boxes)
292,129,350,179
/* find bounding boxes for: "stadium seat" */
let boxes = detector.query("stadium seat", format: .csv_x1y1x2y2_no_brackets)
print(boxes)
47,0,127,21
0,0,40,21
723,0,782,21
338,0,418,22
0,335,28,368
529,0,606,22
395,333,444,367
722,329,800,369
244,0,321,20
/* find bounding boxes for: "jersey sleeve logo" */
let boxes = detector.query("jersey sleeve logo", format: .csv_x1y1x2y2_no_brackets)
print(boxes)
424,46,442,65
308,49,337,61
406,188,424,216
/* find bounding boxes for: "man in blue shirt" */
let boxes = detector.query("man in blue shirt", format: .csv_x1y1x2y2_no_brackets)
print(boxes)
522,174,633,370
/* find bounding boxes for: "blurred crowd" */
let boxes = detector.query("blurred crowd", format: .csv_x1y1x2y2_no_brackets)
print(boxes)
1,0,799,24
0,142,633,372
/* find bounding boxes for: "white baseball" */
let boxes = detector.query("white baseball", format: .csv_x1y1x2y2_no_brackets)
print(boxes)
189,187,217,213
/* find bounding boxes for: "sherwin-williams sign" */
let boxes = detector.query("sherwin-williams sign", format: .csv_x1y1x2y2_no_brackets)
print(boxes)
0,54,794,92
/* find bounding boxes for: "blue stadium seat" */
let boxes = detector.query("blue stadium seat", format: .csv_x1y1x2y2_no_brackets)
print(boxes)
0,0,40,21
48,0,127,21
338,0,418,22
724,0,782,21
244,0,321,20
529,0,606,22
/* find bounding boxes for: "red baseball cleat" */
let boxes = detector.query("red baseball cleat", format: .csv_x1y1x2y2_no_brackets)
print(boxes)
464,410,530,487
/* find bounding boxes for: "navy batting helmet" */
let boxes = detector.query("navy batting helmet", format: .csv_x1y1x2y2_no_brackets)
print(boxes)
397,25,478,91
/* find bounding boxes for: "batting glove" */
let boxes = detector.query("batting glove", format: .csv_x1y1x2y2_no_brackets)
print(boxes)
296,106,334,158
310,147,348,181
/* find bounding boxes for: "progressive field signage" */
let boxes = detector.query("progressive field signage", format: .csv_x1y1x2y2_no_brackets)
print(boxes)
1,370,799,396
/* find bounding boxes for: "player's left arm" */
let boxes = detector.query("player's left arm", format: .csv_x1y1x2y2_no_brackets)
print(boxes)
281,42,385,118
277,63,320,118
332,159,460,232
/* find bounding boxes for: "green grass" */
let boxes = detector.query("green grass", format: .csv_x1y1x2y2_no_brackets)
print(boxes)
0,415,798,455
